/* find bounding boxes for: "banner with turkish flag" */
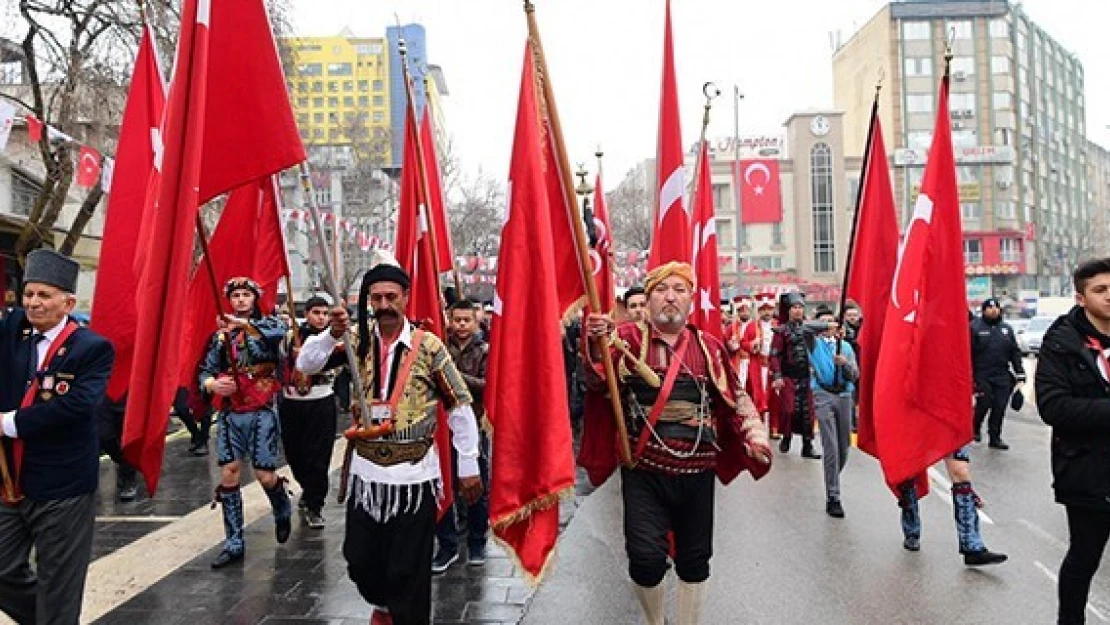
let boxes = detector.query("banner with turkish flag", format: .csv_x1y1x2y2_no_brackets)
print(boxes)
25,114,43,143
91,23,167,401
591,168,615,312
420,103,455,273
123,0,305,496
178,176,288,399
844,104,901,468
871,70,971,494
692,142,722,339
487,41,576,583
736,159,782,224
75,145,102,188
647,0,691,269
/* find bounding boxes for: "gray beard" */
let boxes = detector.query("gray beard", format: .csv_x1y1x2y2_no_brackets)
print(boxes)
654,311,685,327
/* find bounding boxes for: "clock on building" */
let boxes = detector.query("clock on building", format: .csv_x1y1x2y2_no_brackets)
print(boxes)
810,115,831,137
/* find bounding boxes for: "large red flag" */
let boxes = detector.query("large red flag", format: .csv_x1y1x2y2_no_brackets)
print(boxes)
419,104,455,273
178,177,289,397
591,167,615,311
846,106,900,461
647,0,691,269
536,105,586,316
91,24,166,401
488,42,576,582
395,93,455,518
736,159,783,224
123,0,305,495
871,70,971,493
691,142,722,339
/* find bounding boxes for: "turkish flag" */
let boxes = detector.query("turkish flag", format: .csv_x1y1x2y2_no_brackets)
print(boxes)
871,71,971,494
123,0,304,496
736,159,782,224
591,168,615,311
845,106,901,470
394,93,454,518
25,114,43,143
487,41,576,582
178,176,289,404
692,142,722,340
420,104,455,273
91,24,167,402
647,0,691,269
75,145,102,188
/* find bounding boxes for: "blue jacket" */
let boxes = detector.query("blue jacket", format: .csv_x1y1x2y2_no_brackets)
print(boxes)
808,336,859,395
0,310,114,501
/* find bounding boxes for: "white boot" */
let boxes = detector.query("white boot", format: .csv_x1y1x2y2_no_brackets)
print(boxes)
676,580,706,625
633,583,665,625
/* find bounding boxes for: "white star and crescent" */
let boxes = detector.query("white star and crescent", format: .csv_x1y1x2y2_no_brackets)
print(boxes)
744,162,772,196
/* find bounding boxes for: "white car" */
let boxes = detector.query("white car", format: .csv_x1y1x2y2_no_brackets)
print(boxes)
1019,316,1056,356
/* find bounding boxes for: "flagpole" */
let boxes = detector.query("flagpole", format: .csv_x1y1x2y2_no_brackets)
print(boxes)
398,38,449,322
421,74,465,300
524,0,632,467
596,148,615,312
690,82,720,258
194,213,243,384
835,85,881,328
298,161,370,503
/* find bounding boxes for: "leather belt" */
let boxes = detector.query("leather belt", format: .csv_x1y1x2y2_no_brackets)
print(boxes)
354,439,432,467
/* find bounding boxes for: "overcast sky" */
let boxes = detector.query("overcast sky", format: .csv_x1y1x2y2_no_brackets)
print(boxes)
292,0,1110,183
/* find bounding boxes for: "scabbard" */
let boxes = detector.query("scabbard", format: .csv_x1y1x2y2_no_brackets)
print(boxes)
337,439,355,504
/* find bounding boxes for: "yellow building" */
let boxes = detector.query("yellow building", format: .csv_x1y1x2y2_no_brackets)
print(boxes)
283,28,392,164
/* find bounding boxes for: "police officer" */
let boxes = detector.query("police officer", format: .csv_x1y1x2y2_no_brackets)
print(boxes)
970,298,1025,449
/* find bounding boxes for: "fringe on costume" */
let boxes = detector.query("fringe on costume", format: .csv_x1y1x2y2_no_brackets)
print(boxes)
348,476,444,523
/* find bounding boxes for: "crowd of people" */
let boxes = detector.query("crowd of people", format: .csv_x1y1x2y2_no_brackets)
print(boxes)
1,252,1109,624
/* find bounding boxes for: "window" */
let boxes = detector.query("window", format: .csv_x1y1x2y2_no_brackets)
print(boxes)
990,19,1009,39
907,94,934,114
10,170,40,216
904,57,933,77
311,82,323,93
373,111,385,123
327,82,339,93
949,92,976,112
358,80,369,91
328,97,338,107
961,202,981,220
991,56,1010,75
948,20,972,40
298,63,323,76
950,56,975,75
907,131,932,150
902,21,930,40
343,81,353,92
373,80,384,91
327,63,353,76
964,239,983,264
358,96,369,107
712,183,730,211
355,43,383,55
996,201,1017,220
810,143,836,273
717,219,733,248
992,92,1012,110
343,96,354,107
312,97,324,107
296,97,309,108
1000,238,1022,262
747,256,783,271
313,113,324,123
772,222,784,246
297,83,308,94
373,96,384,106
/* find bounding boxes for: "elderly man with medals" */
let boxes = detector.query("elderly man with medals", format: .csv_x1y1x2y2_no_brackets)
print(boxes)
581,261,772,625
0,250,114,624
199,277,291,569
297,263,482,625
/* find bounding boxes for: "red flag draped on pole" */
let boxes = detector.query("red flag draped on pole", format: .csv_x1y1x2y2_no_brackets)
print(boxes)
691,142,722,339
178,177,289,399
487,42,576,582
419,104,455,273
591,166,615,311
123,0,305,495
91,23,166,401
871,67,971,494
846,105,900,463
647,0,690,269
538,108,586,317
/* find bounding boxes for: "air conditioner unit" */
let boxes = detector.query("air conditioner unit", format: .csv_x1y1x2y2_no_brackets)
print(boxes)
950,109,965,119
953,121,966,130
998,180,1012,189
953,71,968,81
963,109,975,117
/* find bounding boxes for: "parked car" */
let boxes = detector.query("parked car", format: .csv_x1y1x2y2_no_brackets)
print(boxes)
1020,315,1056,355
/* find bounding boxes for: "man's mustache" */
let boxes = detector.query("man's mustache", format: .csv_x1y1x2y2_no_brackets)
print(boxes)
373,308,398,318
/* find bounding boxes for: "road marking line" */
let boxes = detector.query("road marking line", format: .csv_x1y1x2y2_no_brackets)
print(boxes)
80,437,347,622
96,516,184,523
1018,518,1069,552
927,466,995,525
1035,560,1109,622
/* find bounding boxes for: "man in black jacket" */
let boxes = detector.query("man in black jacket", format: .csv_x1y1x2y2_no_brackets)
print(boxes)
0,250,114,624
970,298,1026,449
1037,257,1110,625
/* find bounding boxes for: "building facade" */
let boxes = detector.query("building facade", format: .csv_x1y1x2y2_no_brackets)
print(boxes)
833,0,1089,299
1087,140,1110,259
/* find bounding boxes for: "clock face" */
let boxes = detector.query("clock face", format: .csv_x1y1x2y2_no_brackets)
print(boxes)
810,115,830,137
